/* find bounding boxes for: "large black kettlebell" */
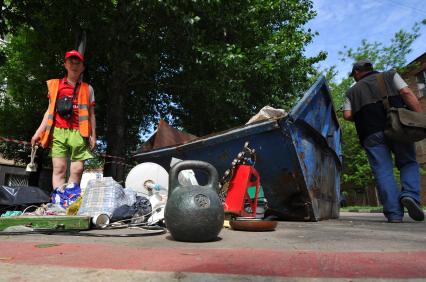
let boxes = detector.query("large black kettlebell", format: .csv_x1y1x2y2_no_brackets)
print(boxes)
165,160,224,242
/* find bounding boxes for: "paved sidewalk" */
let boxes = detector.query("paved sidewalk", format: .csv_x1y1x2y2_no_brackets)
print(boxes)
0,212,425,281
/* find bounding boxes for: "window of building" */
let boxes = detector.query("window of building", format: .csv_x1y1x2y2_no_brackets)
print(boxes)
416,70,426,98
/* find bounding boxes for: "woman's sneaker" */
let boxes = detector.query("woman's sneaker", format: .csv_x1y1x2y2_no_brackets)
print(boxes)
401,197,425,221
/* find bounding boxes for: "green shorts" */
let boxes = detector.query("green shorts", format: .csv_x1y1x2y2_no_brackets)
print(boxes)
50,127,93,161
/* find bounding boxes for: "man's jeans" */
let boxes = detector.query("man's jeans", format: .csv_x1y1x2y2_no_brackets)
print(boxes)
363,131,420,220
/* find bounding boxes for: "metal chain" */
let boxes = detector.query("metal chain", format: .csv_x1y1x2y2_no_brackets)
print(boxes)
218,141,256,202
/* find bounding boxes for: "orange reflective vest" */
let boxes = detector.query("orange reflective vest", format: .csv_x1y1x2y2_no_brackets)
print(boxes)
39,79,91,148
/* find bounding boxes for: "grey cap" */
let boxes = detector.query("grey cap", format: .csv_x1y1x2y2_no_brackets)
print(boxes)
350,59,373,77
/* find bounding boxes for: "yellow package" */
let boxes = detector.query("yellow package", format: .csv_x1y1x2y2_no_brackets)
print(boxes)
66,196,82,216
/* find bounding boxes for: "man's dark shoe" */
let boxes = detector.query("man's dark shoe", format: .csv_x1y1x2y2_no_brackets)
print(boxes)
401,197,425,221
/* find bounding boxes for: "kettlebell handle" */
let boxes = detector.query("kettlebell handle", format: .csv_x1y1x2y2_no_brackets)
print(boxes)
169,160,219,196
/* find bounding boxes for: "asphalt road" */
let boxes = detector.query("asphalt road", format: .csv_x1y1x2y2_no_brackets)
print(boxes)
0,212,425,281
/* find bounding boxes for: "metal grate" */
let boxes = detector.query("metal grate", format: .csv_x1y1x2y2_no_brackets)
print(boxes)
6,174,28,186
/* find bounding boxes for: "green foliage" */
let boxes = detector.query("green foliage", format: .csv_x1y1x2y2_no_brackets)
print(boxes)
340,205,383,212
0,30,54,161
146,0,326,135
339,22,422,72
0,0,325,177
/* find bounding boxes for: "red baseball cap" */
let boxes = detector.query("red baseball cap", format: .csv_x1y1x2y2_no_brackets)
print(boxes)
64,50,84,62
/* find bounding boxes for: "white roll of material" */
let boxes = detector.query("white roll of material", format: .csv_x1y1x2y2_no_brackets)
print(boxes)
125,162,169,196
125,162,169,225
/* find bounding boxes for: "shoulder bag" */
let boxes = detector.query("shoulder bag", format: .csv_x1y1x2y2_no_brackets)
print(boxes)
376,73,426,143
56,81,79,120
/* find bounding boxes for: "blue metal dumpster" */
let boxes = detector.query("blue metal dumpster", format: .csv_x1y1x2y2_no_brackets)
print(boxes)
134,76,342,221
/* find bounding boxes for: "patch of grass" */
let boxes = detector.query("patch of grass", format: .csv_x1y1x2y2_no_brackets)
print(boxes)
341,205,426,212
340,205,382,213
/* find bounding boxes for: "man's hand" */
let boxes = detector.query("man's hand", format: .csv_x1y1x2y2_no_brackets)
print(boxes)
89,135,96,150
343,110,354,121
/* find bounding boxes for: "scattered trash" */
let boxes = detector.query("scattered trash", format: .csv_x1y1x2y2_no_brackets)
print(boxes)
125,162,168,225
66,196,82,215
51,183,81,209
77,177,136,218
245,105,287,125
44,203,66,215
125,162,169,196
92,214,110,227
1,211,23,217
110,196,152,223
0,185,50,206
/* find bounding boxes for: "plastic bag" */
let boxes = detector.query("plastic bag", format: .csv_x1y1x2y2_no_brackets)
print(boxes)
0,185,50,206
246,105,287,124
110,196,152,222
77,177,136,217
51,183,81,209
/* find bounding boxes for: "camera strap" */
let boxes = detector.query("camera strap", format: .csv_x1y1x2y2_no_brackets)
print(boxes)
71,80,80,103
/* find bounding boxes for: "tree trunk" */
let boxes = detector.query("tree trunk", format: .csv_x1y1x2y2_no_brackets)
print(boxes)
103,77,127,183
102,0,132,184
